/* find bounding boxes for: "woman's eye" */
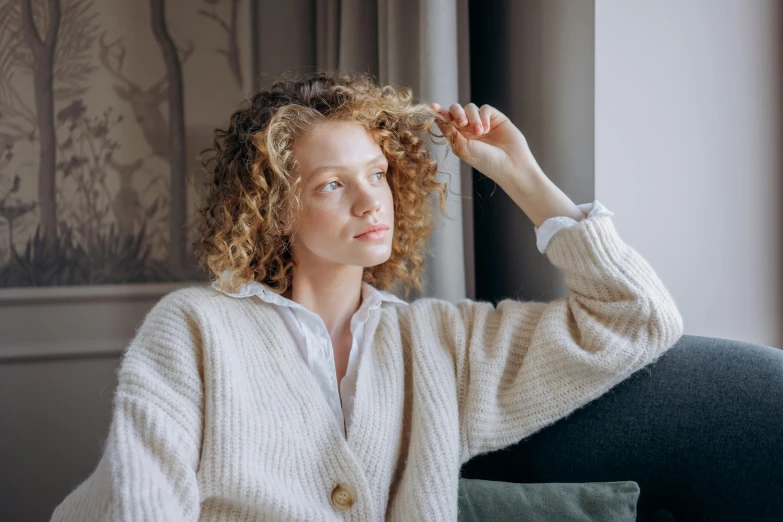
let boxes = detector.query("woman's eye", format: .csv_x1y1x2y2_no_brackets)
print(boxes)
320,171,385,193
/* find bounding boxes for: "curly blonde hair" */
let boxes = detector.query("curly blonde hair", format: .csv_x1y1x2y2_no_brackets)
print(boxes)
193,69,463,300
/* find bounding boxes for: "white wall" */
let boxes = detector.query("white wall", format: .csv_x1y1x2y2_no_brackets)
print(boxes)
596,0,782,348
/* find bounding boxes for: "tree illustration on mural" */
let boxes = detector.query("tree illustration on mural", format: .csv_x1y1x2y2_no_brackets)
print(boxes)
19,0,59,252
198,0,244,89
0,0,97,258
0,0,247,287
13,0,99,247
150,0,190,274
0,0,135,286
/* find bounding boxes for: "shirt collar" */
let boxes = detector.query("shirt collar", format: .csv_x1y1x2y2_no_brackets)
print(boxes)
210,272,409,312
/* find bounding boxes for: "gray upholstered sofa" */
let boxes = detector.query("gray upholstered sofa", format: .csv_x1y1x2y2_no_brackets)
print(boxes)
459,334,783,522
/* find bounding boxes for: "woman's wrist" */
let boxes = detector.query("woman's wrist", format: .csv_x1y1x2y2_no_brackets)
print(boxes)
498,165,586,228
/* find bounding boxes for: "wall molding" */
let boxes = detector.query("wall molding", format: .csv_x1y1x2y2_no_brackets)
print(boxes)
0,281,207,363
0,340,125,364
0,281,204,305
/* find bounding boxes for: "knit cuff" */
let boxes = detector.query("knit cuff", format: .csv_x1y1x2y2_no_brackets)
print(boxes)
535,200,615,254
544,213,629,275
546,212,684,338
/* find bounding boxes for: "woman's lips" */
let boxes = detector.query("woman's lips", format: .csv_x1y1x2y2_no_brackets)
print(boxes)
354,228,389,240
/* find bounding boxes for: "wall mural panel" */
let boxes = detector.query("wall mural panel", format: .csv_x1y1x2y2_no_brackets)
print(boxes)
0,0,253,295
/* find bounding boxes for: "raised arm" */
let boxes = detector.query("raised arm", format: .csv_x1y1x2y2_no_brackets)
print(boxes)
441,211,684,461
51,291,204,521
427,101,684,463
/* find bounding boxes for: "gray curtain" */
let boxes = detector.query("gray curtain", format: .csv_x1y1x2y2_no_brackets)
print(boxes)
255,0,594,305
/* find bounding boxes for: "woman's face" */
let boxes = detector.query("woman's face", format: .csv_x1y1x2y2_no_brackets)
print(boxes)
286,119,394,271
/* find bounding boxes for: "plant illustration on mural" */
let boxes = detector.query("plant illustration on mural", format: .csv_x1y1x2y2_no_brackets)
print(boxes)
0,0,249,288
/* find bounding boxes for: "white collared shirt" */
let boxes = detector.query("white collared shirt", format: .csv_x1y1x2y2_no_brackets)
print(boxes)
211,277,408,438
212,199,613,438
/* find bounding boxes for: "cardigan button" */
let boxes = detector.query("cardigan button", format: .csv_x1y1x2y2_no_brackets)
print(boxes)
330,483,356,510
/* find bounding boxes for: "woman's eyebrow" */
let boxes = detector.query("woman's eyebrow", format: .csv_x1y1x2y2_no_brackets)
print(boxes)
307,154,387,179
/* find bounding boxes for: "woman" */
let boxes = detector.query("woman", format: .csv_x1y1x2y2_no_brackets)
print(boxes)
51,70,684,521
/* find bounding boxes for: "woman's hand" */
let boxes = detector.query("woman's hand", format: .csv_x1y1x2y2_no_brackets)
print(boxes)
430,102,542,183
431,101,585,227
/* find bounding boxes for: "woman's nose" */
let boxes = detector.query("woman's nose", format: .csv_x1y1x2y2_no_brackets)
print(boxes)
355,187,382,215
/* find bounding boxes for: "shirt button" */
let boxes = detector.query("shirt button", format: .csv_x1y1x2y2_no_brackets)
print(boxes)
330,483,356,510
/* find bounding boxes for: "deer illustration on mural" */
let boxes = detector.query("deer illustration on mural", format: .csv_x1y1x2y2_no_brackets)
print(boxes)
105,157,144,239
0,0,247,286
97,33,193,162
97,1,195,273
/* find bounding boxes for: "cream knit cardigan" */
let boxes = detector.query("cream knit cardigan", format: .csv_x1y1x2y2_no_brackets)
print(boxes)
51,213,684,521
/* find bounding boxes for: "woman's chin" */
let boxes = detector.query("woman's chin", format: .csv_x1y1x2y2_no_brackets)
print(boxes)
353,249,392,268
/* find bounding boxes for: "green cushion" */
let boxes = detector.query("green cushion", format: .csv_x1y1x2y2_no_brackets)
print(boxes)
457,478,640,522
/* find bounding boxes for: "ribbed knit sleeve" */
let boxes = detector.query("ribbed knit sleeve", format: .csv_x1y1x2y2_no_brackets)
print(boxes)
446,213,684,462
51,292,205,521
